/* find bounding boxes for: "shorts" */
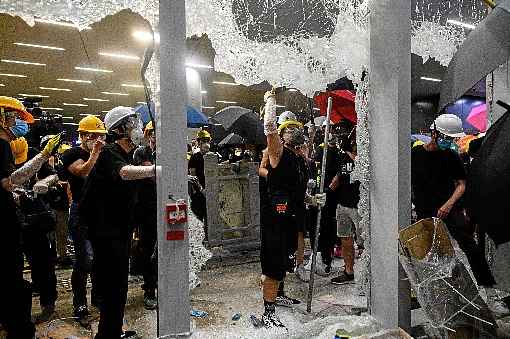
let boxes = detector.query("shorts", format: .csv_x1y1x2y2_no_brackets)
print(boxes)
260,206,297,281
336,205,360,238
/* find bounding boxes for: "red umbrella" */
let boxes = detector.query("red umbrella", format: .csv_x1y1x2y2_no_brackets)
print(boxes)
313,90,356,124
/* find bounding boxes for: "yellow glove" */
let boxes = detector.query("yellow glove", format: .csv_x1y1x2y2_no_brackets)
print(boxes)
41,133,63,157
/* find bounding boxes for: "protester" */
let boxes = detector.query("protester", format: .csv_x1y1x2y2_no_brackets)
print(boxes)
411,114,495,291
260,90,326,329
61,115,107,323
0,96,61,339
133,121,158,310
79,106,155,339
188,130,211,223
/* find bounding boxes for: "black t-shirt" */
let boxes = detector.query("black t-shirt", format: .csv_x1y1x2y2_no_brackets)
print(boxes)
61,146,90,202
411,145,466,215
188,152,205,187
315,146,341,188
0,138,17,223
336,151,360,208
133,145,156,223
79,143,137,238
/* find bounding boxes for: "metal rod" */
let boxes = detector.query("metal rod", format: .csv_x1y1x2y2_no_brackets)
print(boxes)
307,96,333,313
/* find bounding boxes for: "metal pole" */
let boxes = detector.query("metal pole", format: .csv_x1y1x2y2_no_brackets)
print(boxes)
157,0,191,337
306,96,332,313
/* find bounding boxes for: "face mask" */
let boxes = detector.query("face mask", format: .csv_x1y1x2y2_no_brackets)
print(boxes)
9,119,29,138
438,138,458,152
85,140,96,151
129,127,144,146
200,142,211,153
283,128,306,148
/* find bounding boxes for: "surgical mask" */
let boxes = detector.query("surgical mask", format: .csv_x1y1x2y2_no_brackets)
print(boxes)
200,142,211,153
283,128,306,148
9,119,29,137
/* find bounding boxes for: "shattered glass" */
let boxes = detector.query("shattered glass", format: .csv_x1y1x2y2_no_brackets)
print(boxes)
399,218,497,336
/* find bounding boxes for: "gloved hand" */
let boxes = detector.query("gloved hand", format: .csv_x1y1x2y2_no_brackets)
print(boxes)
41,133,63,157
312,193,327,207
33,181,49,195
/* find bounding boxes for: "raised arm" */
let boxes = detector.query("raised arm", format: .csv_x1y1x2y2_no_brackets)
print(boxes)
263,91,283,168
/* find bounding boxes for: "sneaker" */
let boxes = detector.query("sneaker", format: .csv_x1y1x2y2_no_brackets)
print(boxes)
295,264,310,282
331,271,355,285
143,292,158,310
315,261,332,277
120,330,138,338
34,304,55,323
262,308,286,329
275,295,301,307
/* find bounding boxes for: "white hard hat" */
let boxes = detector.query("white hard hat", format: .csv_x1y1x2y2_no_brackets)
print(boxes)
277,111,297,125
104,106,137,131
430,114,466,138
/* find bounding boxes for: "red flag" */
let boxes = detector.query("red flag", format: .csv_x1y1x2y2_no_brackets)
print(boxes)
314,90,356,124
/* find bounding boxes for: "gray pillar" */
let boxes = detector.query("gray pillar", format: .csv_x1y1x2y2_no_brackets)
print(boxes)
488,60,510,124
369,0,411,331
157,0,191,337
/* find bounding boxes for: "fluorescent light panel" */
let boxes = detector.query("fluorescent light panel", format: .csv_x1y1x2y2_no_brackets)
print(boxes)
40,107,63,111
186,63,213,69
0,73,27,78
99,52,140,60
421,76,442,82
216,100,237,104
83,98,109,102
14,42,65,51
275,104,286,108
63,103,88,107
213,81,240,86
101,110,110,113
80,114,100,117
63,122,79,126
75,66,113,73
19,93,49,98
132,31,160,43
446,19,476,30
121,84,144,88
0,84,4,87
1,59,45,66
57,78,91,84
101,91,128,96
62,116,74,119
39,87,71,92
201,106,216,109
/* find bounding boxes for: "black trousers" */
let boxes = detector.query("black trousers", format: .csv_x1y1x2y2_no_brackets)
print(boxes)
309,192,338,266
91,232,131,339
22,228,58,307
417,207,496,287
139,220,157,293
0,222,35,339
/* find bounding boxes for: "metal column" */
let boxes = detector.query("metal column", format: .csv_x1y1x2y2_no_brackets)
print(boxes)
369,0,412,331
157,0,191,337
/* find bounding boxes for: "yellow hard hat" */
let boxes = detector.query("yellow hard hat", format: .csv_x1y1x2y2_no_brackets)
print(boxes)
412,140,425,148
144,121,154,138
77,115,107,134
10,136,28,165
278,119,303,133
197,130,211,140
0,96,34,124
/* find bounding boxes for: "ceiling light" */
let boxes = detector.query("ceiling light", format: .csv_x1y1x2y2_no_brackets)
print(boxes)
83,98,109,102
57,78,92,84
275,104,286,108
1,59,46,66
18,93,49,98
213,81,240,86
34,19,91,30
421,76,442,82
186,63,213,69
75,66,113,73
132,31,160,44
14,42,65,51
99,52,140,61
62,116,74,119
80,114,100,117
0,84,4,87
40,107,63,111
201,91,207,94
63,122,79,126
201,106,216,109
101,110,110,113
63,103,88,107
0,73,27,78
39,87,71,92
101,91,128,96
446,19,476,30
216,100,237,104
121,84,144,88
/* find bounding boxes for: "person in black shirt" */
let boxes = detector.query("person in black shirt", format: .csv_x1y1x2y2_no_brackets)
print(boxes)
133,121,157,310
79,107,155,339
260,90,326,329
412,115,495,288
61,115,107,322
188,130,211,223
0,96,62,339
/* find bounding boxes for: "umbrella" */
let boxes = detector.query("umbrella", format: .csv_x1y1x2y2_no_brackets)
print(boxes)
134,102,209,128
466,104,487,132
411,134,431,144
218,133,244,147
212,106,252,130
439,0,510,110
313,90,356,124
466,105,510,245
456,134,479,154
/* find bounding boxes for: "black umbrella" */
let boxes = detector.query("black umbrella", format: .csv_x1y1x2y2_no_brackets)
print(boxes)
212,106,252,130
466,101,510,245
218,133,245,147
212,106,266,145
439,0,510,110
